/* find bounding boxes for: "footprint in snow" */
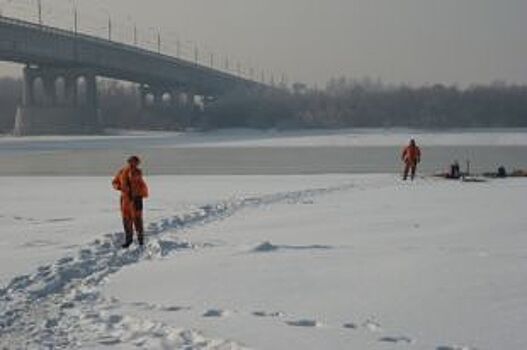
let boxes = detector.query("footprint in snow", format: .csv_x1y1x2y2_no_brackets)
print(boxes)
60,301,75,309
252,310,284,318
343,322,358,329
252,241,333,253
21,240,58,248
202,309,229,318
363,319,382,332
130,301,150,308
379,336,414,344
285,319,321,327
46,217,74,223
56,256,74,265
160,305,191,312
98,336,122,345
132,337,148,347
106,314,124,325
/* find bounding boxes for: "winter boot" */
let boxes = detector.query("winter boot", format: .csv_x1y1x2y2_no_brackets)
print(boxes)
122,235,133,248
135,217,145,246
122,219,134,248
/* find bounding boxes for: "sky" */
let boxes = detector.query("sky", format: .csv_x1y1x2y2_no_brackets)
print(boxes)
1,0,526,87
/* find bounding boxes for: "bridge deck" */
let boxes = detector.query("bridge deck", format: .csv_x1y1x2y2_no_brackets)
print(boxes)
0,16,262,95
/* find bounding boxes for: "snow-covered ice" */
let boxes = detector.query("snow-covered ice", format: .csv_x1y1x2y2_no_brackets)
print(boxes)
1,174,527,349
2,128,527,150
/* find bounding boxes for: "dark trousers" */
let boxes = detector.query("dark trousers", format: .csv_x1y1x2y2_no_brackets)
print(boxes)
123,215,144,244
403,162,417,180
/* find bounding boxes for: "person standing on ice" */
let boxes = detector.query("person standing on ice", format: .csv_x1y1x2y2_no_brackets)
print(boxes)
112,155,149,248
401,139,421,181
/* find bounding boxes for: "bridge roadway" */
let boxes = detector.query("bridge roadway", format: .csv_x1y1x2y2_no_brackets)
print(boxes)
0,16,261,95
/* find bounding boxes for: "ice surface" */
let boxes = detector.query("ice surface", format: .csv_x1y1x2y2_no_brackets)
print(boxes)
1,174,526,349
2,128,527,150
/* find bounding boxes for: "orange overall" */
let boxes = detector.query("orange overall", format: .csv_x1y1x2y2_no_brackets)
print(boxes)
112,166,149,244
401,144,421,180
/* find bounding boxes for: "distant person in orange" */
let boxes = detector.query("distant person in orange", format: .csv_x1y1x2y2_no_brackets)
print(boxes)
112,156,149,248
401,139,421,181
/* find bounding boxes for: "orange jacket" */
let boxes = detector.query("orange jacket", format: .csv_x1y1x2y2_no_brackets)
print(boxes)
402,145,421,164
112,166,149,219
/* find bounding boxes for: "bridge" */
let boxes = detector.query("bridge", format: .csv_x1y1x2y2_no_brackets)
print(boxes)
0,15,269,135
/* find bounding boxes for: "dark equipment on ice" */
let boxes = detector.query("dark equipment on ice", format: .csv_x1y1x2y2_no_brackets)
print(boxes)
497,166,507,178
446,161,461,179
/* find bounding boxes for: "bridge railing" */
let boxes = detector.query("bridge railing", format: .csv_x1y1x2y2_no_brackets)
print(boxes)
0,14,262,86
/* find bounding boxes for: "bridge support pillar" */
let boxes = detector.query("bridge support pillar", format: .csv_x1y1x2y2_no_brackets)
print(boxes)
139,84,195,130
170,89,184,109
14,65,101,136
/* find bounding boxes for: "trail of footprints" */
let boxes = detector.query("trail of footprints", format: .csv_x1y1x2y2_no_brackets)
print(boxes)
113,300,478,349
113,300,411,344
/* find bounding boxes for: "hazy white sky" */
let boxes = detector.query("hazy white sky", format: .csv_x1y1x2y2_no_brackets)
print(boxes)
1,0,526,86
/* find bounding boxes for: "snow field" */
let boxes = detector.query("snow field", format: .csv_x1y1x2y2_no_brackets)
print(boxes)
0,175,526,349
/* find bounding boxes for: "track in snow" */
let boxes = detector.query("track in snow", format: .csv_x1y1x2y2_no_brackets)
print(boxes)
0,183,353,349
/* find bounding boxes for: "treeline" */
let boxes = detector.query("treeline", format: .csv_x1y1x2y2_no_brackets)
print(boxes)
314,78,527,128
206,78,527,129
1,76,527,133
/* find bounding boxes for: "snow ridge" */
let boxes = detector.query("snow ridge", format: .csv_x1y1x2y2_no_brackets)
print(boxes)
0,183,353,349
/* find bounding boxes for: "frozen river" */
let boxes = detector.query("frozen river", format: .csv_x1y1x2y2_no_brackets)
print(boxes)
1,128,526,175
2,174,527,349
2,128,527,349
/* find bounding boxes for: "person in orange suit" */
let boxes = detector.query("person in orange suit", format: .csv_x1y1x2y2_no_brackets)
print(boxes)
401,139,421,181
112,155,149,248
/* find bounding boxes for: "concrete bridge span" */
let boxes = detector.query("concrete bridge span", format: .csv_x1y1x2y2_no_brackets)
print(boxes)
0,16,266,134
